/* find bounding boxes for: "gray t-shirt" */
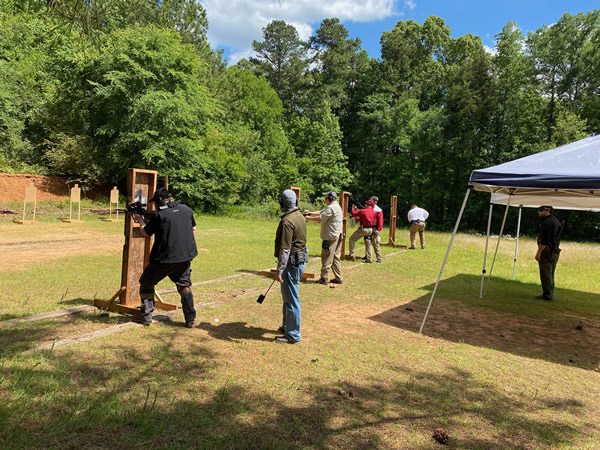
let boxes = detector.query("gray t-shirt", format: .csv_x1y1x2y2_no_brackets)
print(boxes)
319,201,343,240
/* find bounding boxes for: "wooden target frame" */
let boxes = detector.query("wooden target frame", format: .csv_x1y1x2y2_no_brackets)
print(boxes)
102,186,121,222
62,184,81,223
14,183,38,224
95,168,176,315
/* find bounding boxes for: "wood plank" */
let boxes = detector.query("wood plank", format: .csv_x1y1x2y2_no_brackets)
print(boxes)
0,305,96,327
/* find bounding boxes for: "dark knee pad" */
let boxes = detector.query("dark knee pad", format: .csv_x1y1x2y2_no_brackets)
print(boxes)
177,286,192,296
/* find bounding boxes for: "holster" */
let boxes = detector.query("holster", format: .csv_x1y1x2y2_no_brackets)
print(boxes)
290,248,309,267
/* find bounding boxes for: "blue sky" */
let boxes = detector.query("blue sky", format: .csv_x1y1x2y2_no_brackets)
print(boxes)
199,0,598,64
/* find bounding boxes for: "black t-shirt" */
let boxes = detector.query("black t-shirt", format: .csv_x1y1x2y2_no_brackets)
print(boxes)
538,214,561,250
143,202,198,263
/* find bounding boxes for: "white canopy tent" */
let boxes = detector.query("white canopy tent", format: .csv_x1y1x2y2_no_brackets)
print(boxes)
419,135,600,334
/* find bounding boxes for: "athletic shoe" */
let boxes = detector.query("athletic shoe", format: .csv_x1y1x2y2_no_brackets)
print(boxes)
330,278,343,284
317,278,328,285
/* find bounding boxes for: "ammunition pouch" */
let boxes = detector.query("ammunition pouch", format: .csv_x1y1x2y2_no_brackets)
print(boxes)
290,248,308,267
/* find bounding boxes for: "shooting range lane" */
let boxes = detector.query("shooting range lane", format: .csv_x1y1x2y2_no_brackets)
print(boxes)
2,245,406,353
0,226,123,272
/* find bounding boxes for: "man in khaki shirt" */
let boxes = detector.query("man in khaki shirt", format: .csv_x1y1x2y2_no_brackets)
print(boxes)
304,191,343,285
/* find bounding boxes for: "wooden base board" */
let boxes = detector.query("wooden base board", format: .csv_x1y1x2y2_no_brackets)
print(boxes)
94,299,177,315
13,220,39,224
260,269,315,281
383,244,408,249
343,255,357,261
61,219,81,223
101,218,122,222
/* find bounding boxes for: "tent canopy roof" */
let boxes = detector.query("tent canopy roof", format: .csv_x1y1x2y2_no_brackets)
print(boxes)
469,135,600,210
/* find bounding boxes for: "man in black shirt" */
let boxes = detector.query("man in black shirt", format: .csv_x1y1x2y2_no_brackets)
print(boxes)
133,188,198,327
535,205,561,301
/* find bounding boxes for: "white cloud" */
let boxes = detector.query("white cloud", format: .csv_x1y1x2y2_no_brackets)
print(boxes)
483,45,497,56
201,0,398,64
404,0,416,11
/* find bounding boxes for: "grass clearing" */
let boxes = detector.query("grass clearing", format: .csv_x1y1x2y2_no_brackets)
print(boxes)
0,214,599,448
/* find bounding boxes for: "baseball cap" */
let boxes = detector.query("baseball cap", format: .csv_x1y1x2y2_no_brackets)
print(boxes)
369,196,379,203
322,191,338,200
537,205,553,212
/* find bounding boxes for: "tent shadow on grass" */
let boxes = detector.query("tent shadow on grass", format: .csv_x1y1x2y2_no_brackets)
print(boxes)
370,274,600,371
2,340,597,448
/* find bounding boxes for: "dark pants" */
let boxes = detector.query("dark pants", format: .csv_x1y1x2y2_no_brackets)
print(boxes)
538,249,560,299
139,261,195,323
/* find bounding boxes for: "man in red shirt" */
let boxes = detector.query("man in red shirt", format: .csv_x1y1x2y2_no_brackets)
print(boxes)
349,200,378,262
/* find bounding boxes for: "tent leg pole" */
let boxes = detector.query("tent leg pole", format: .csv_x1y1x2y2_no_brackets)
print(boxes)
513,205,522,279
419,188,470,335
480,202,494,298
484,196,512,296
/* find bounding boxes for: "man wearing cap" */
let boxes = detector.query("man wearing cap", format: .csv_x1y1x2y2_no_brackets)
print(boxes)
133,188,198,327
349,200,377,262
364,196,383,263
407,204,429,249
304,191,344,285
274,189,308,344
535,205,561,301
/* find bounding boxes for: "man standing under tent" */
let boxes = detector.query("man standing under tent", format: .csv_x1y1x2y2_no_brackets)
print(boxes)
304,191,344,285
274,189,308,344
362,196,383,263
535,205,561,301
407,204,429,249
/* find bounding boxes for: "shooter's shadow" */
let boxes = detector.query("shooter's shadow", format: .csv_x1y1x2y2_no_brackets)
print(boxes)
197,321,275,342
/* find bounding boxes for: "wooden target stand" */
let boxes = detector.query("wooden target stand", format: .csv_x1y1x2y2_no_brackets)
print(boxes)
101,186,122,222
260,186,315,281
62,184,82,223
14,183,38,224
94,169,177,315
383,195,406,249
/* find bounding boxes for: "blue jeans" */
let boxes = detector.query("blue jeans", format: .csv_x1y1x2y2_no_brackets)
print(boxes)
280,260,306,342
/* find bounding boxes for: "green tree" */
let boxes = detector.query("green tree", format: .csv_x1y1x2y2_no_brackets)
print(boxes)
250,20,309,117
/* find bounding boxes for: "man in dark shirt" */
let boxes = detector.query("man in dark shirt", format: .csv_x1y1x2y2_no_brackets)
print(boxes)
273,189,307,344
535,205,561,301
133,188,198,327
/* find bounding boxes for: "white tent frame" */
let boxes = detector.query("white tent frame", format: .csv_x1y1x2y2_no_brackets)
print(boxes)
419,186,600,335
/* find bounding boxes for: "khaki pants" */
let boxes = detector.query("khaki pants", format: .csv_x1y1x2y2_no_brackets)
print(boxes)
409,222,426,248
372,233,381,262
349,227,373,261
321,234,343,281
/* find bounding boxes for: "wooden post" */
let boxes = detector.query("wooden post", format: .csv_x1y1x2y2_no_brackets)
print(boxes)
383,195,406,248
95,169,177,315
340,191,349,257
388,195,397,245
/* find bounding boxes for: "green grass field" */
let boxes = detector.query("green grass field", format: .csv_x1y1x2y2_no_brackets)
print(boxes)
1,212,599,448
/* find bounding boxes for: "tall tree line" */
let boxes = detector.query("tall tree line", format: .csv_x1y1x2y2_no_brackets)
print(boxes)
1,2,599,238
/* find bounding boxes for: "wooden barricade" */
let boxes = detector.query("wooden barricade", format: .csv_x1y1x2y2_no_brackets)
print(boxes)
102,186,121,222
95,169,176,315
340,191,349,258
383,195,406,248
14,183,38,224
